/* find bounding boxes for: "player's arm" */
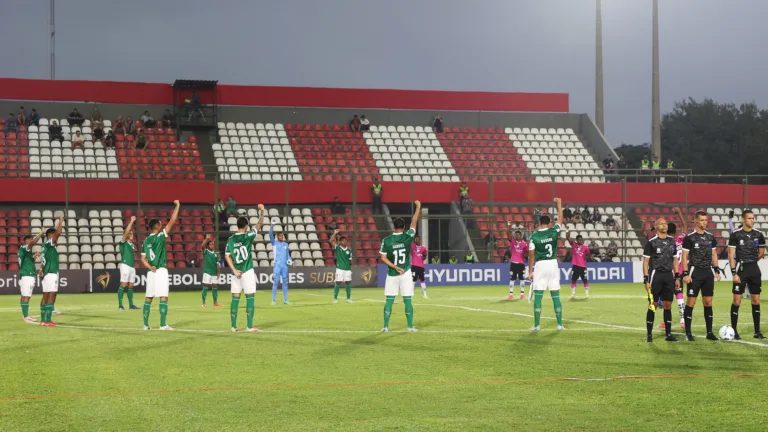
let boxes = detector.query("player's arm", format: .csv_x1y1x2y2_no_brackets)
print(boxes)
728,234,738,281
527,242,535,280
255,204,265,232
642,241,652,290
759,233,766,260
122,216,136,242
553,197,563,226
565,230,573,246
711,237,721,281
410,200,421,231
224,240,242,278
681,235,692,283
379,246,403,274
140,254,155,272
269,223,276,246
506,220,513,238
164,200,181,234
52,215,64,243
28,229,46,248
673,207,687,234
330,229,339,249
201,234,212,252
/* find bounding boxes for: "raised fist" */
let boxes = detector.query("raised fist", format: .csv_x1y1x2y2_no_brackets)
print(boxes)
414,200,421,207
130,216,136,222
173,200,180,206
258,204,265,211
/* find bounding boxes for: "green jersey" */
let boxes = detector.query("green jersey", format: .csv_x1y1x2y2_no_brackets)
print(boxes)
335,245,352,271
203,249,219,275
142,231,168,268
18,245,37,277
141,233,156,267
379,228,416,277
529,224,561,261
226,229,257,273
119,240,135,267
41,239,59,275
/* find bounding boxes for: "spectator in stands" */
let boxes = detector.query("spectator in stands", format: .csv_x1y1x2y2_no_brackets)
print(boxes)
572,212,582,224
371,179,384,214
484,231,497,261
602,156,615,182
349,115,361,133
459,181,470,210
104,130,116,149
141,111,155,128
617,155,627,173
645,227,655,243
666,158,677,183
327,219,338,235
465,250,475,264
432,113,444,133
72,130,85,150
4,113,18,134
591,207,601,224
605,214,616,228
49,120,63,141
187,92,205,122
113,116,126,135
431,254,441,264
226,196,237,217
91,107,103,124
162,110,174,128
331,197,344,215
588,240,600,261
213,199,227,225
68,108,84,126
28,109,40,126
92,118,104,144
360,115,370,131
651,156,661,182
581,207,591,222
606,240,618,260
125,116,136,135
640,155,650,181
134,129,147,150
449,254,459,264
563,207,573,222
17,106,27,127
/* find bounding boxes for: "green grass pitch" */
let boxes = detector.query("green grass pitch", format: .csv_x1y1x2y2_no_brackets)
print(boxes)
2,283,768,431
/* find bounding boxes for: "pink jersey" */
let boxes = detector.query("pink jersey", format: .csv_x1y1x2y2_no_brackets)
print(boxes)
675,234,685,272
509,239,528,264
571,244,590,268
411,244,427,267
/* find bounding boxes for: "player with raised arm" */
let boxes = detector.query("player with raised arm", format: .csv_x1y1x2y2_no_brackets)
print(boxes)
642,217,680,342
140,201,180,331
667,207,688,329
681,210,720,341
506,223,528,300
269,220,291,305
19,230,45,322
39,216,64,326
527,198,564,331
565,232,590,299
225,205,264,332
201,235,221,308
411,235,428,299
728,209,765,340
380,200,421,333
330,229,353,304
118,216,139,311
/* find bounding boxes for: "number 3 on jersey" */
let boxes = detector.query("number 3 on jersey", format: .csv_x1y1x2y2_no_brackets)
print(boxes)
393,249,406,265
545,244,553,258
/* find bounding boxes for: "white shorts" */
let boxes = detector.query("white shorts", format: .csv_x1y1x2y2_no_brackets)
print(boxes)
335,269,352,283
384,271,415,297
231,268,256,295
42,273,59,293
532,260,561,292
20,276,36,297
119,263,136,284
202,273,220,285
146,268,169,298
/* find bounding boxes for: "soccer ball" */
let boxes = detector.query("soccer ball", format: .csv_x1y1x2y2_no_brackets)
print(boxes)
718,325,735,341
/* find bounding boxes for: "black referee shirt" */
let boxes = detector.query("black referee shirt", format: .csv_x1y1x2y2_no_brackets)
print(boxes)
728,228,765,264
682,231,716,273
643,235,677,273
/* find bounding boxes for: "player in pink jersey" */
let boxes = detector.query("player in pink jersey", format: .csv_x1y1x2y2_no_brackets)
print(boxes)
565,232,590,299
659,207,688,328
505,222,528,300
411,235,429,298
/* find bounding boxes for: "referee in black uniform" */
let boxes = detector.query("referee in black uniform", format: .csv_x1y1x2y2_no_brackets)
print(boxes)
728,210,766,340
681,210,720,341
643,217,680,342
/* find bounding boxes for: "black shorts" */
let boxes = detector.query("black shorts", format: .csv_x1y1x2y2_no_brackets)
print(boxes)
733,262,762,295
412,266,425,282
687,274,715,298
571,265,588,282
509,262,525,279
650,271,675,302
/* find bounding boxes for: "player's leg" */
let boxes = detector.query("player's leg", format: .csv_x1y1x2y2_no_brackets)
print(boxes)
531,263,544,330
731,279,744,339
518,267,527,298
547,263,563,329
20,276,34,322
156,269,172,330
242,269,257,331
570,268,578,298
401,273,416,331
201,274,209,306
581,270,589,297
382,276,397,331
280,267,289,304
646,290,658,342
748,277,762,338
271,268,279,305
675,282,685,327
211,277,220,306
334,269,342,303
118,264,128,309
143,271,155,329
508,264,516,299
684,281,699,340
700,279,717,339
345,271,352,302
39,292,49,324
230,274,242,331
418,268,427,298
660,278,676,341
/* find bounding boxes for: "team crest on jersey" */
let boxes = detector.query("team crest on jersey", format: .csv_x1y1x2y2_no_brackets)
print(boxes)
656,248,660,253
740,240,744,245
694,243,699,248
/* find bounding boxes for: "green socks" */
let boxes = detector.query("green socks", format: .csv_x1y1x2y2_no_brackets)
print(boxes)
534,291,544,327
230,296,240,328
126,288,135,307
118,287,124,307
143,301,151,326
40,304,47,323
212,288,218,304
246,294,255,328
159,300,168,327
403,296,414,328
551,291,563,326
345,284,351,300
383,296,395,327
21,301,29,318
201,286,208,304
333,284,340,300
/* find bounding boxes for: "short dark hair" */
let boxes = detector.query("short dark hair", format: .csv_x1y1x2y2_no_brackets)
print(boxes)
514,230,522,235
694,210,708,219
148,219,160,230
539,215,551,225
743,209,754,218
23,235,32,242
414,235,420,239
393,218,406,229
236,217,248,229
576,234,583,240
668,222,677,235
45,228,55,237
339,236,347,241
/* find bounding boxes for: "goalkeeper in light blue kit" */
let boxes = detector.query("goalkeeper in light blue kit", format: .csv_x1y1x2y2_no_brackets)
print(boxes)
269,223,291,305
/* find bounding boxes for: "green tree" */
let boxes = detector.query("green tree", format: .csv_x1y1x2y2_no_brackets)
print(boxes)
614,143,650,170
